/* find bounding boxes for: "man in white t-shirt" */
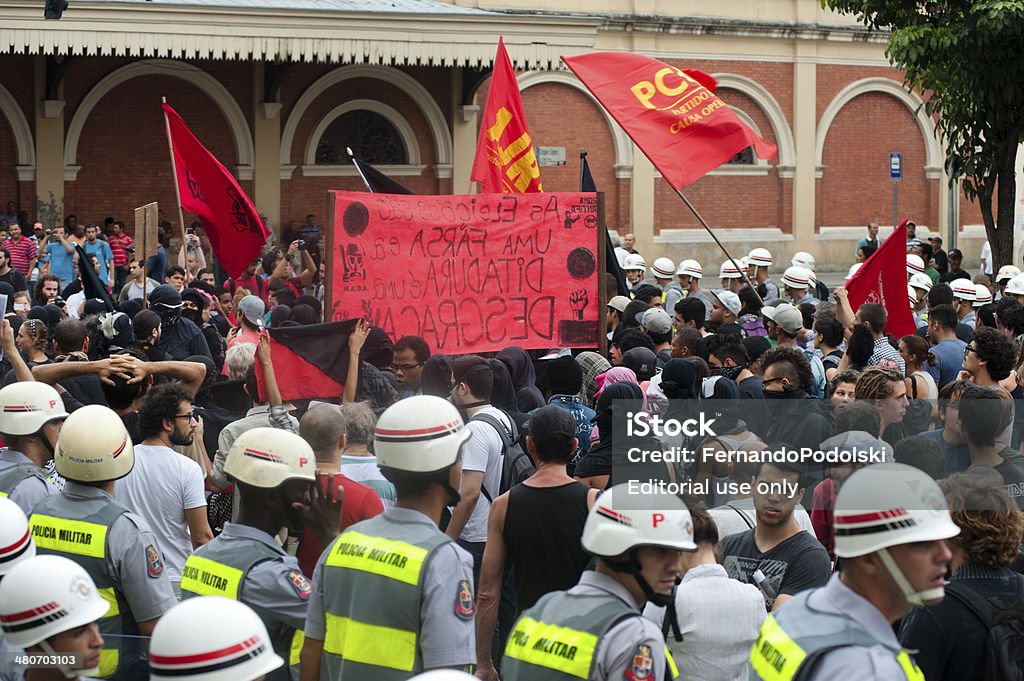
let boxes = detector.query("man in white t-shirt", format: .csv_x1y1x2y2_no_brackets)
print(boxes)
114,382,212,592
446,355,508,586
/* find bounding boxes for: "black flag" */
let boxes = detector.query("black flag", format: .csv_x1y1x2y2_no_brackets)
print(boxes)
349,148,414,195
74,245,116,312
581,150,630,297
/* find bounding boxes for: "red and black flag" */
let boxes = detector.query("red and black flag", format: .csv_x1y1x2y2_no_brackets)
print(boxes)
254,320,390,402
349,148,414,195
581,150,629,298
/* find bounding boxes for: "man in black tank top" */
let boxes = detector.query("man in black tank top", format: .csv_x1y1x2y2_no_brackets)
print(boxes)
475,406,600,680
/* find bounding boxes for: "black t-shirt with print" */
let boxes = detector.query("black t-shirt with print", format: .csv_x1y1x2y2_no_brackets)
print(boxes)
721,527,831,600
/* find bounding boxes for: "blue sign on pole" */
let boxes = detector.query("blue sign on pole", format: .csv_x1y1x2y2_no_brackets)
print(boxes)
889,152,903,183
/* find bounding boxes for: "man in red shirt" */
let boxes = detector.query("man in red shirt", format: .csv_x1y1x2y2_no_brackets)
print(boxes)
295,402,383,576
2,223,36,279
227,257,269,303
107,221,134,292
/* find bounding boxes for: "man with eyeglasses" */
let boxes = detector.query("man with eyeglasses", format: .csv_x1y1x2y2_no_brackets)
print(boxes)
115,382,214,597
392,334,430,397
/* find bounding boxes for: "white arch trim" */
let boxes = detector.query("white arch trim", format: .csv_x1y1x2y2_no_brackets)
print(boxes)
0,83,35,181
711,73,796,178
517,70,633,177
65,60,254,181
301,99,423,177
816,77,942,177
281,65,452,181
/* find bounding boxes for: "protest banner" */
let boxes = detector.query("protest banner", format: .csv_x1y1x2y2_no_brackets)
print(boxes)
324,191,602,354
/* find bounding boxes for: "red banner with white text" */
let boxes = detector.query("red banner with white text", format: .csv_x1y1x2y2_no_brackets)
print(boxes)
326,192,600,353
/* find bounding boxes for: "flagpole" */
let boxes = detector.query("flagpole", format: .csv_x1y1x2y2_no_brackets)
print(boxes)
161,97,189,257
348,147,374,193
672,188,764,304
579,149,587,191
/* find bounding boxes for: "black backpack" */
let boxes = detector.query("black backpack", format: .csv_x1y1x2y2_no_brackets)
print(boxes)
944,579,1024,681
472,411,535,502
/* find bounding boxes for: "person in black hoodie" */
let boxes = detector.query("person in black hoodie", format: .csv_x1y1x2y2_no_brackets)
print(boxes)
496,346,545,412
760,346,833,453
420,353,453,398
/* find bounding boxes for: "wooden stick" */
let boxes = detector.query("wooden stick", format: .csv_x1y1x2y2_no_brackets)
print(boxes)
161,97,189,266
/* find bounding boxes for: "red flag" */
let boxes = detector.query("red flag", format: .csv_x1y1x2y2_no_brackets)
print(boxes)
561,53,777,188
845,220,916,337
162,102,269,279
471,38,543,193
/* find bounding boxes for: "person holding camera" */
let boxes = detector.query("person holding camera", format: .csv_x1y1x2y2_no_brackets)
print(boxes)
38,225,76,290
177,227,207,285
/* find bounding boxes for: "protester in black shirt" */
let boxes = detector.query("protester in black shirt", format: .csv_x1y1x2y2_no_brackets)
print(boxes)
475,406,599,678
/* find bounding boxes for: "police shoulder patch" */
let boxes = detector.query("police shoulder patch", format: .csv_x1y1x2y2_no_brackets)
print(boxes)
625,644,653,681
287,569,312,599
145,544,163,579
454,578,475,620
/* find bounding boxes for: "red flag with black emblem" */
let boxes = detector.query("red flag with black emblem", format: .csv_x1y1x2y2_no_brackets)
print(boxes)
844,220,916,337
561,53,777,188
162,102,269,279
471,38,544,193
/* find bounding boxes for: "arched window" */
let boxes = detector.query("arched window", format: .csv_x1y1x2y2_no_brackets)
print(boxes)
727,147,755,165
315,110,408,165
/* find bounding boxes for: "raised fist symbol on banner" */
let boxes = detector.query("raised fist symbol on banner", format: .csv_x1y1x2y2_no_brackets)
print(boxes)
570,289,589,320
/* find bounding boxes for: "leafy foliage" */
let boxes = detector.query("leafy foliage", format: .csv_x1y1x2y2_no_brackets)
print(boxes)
823,0,1024,267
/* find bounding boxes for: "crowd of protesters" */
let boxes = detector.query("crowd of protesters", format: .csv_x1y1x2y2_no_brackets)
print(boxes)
0,204,1022,681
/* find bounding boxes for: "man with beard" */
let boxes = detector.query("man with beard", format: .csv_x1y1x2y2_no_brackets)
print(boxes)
150,283,212,361
300,396,477,680
720,459,830,612
115,382,213,595
181,427,339,681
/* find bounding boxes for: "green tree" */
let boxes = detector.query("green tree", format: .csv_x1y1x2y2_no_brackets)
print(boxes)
823,0,1024,269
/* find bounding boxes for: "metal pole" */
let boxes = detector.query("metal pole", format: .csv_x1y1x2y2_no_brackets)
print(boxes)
672,188,763,303
892,182,899,233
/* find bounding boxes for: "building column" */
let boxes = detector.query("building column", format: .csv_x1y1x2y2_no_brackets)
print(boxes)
630,145,655,255
791,43,817,252
34,56,65,227
253,64,281,233
451,68,478,195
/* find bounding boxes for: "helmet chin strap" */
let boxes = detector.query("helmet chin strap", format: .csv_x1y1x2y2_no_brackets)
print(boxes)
604,550,677,608
40,639,98,679
878,548,945,607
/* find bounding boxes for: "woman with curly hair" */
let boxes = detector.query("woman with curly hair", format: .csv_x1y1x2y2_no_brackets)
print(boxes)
900,468,1024,681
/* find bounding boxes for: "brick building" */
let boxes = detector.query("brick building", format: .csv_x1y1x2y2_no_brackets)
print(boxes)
0,0,1003,272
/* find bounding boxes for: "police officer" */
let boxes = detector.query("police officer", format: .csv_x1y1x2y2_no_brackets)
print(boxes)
180,428,338,681
0,496,36,681
749,462,959,681
0,555,110,681
300,395,476,681
501,484,695,681
150,596,285,681
0,382,67,513
28,404,176,680
748,248,780,306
